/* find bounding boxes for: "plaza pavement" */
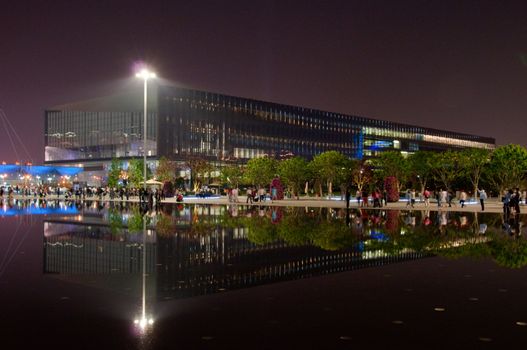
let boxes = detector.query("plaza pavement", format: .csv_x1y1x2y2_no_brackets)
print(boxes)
11,194,520,214
174,196,518,214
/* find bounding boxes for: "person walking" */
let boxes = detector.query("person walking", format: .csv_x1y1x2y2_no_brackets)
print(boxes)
447,190,455,207
478,189,487,211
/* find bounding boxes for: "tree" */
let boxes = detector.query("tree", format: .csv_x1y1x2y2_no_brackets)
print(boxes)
245,156,277,188
384,176,399,202
186,157,215,192
220,164,244,188
484,144,527,193
430,151,462,191
156,156,176,182
309,151,349,196
407,151,434,192
351,161,372,192
458,148,490,199
278,157,310,199
127,158,151,188
107,158,122,188
371,151,409,192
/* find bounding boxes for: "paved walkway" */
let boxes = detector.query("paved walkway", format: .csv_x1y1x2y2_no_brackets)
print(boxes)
176,196,519,214
10,194,522,214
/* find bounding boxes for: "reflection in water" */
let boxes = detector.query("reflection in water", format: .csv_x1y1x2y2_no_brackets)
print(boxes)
1,198,517,340
41,202,527,299
134,219,155,334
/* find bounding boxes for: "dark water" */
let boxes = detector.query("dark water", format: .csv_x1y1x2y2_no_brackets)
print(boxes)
1,199,527,349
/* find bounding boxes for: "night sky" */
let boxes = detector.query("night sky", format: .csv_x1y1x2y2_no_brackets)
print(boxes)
1,0,526,164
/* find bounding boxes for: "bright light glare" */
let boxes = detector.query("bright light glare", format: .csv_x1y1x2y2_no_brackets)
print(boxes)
135,69,156,80
134,317,154,330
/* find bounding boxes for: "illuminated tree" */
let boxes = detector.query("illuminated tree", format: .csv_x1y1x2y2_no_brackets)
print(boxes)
245,156,277,188
220,164,244,187
484,144,527,193
407,151,434,192
309,151,349,196
107,158,122,188
371,151,409,192
351,161,372,192
128,158,151,188
186,157,215,192
430,150,462,191
278,157,310,199
155,156,175,182
458,148,490,199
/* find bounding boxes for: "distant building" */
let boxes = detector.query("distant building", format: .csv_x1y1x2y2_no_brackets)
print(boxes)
0,163,82,187
44,86,495,185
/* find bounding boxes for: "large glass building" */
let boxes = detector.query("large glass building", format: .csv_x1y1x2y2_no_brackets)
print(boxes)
44,85,495,183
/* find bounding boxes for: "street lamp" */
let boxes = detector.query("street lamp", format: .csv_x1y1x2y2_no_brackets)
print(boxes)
134,68,156,334
135,68,156,195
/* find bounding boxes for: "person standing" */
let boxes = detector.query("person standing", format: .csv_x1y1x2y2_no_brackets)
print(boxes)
410,189,416,208
259,187,265,202
514,188,521,214
440,189,448,208
459,190,467,208
373,189,381,208
232,187,239,203
423,189,430,207
502,190,511,218
361,189,369,207
405,189,411,207
345,189,351,209
478,189,487,211
246,187,253,204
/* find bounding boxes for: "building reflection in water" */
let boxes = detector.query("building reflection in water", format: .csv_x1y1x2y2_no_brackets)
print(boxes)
42,202,526,302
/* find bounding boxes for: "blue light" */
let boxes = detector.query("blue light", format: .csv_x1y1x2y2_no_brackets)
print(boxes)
370,231,388,241
0,205,79,216
0,164,83,176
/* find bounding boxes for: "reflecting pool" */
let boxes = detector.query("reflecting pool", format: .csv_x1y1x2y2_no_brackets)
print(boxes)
1,199,527,348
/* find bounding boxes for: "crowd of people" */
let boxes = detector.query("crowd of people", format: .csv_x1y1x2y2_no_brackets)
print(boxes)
0,184,167,205
2,183,527,216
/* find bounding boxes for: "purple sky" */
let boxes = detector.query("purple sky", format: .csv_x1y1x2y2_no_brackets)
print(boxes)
1,0,526,163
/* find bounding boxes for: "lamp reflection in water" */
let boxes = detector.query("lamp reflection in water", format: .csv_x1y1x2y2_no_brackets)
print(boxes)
133,216,155,333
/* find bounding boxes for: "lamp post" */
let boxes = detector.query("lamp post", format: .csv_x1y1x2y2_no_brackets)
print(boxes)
135,68,156,195
134,68,156,333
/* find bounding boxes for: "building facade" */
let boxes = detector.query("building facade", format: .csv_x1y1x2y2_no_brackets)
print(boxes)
44,85,495,183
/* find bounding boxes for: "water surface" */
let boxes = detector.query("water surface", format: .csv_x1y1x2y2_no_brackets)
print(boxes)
1,199,527,348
